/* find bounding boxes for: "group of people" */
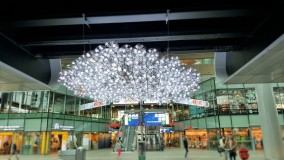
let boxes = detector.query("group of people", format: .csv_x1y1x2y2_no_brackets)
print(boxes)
218,135,238,160
183,134,240,160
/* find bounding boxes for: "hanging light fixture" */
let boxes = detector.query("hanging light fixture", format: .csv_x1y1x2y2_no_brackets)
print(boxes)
58,42,201,103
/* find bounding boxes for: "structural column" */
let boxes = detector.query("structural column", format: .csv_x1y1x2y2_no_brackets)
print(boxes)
0,93,9,113
255,83,284,160
179,132,183,149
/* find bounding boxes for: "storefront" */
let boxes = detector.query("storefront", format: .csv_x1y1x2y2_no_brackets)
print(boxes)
109,129,119,148
206,127,264,150
50,131,68,153
0,126,23,155
185,129,207,149
251,127,263,150
91,133,99,149
0,132,23,155
97,133,111,149
82,133,91,150
0,90,111,155
50,122,74,153
22,131,44,155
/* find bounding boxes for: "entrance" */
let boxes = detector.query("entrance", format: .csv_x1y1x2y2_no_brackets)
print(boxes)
50,132,68,154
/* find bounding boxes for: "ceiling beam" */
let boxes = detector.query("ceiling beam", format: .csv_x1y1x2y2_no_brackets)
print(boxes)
25,33,248,46
34,46,236,59
7,9,248,27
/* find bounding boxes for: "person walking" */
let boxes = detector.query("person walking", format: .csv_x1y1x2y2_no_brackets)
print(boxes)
8,143,19,160
3,139,9,155
118,130,123,142
168,139,171,148
183,137,189,158
253,137,258,150
225,135,237,160
260,137,264,149
115,140,123,160
218,136,225,156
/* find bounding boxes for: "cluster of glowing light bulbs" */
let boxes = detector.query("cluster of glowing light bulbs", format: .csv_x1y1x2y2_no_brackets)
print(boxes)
58,42,201,103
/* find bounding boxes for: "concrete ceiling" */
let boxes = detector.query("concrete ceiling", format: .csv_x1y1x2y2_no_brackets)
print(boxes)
224,34,284,84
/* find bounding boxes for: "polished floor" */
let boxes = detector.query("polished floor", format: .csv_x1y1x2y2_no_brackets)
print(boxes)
0,148,264,160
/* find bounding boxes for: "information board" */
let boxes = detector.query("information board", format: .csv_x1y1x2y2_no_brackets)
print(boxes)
143,113,169,126
125,113,139,126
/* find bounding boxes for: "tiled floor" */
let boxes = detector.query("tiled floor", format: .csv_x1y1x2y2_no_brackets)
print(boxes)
0,148,264,160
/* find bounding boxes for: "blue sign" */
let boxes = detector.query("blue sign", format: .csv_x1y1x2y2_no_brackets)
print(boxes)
144,113,166,126
160,127,172,133
125,113,139,126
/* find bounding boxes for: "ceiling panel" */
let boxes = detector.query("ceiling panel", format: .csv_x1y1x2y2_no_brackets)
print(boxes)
245,75,283,83
225,75,254,84
0,69,27,83
225,34,284,84
0,62,51,91
260,63,284,75
272,76,284,83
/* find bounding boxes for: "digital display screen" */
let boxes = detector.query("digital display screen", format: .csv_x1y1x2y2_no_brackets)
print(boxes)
143,113,169,126
125,113,139,126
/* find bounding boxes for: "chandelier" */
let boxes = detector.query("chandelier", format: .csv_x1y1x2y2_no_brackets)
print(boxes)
58,42,201,103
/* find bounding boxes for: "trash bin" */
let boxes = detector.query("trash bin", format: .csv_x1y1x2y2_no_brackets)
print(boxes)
138,141,146,160
58,149,76,160
76,147,86,160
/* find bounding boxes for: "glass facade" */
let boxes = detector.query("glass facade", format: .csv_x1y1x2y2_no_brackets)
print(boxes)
0,90,111,155
173,78,284,119
1,79,284,153
173,78,284,151
0,90,111,117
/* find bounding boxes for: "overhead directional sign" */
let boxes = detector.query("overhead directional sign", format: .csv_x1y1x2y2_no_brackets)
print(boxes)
125,113,139,126
144,113,169,126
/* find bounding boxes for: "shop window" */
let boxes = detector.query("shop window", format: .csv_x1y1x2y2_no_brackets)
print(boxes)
274,87,284,113
22,132,41,155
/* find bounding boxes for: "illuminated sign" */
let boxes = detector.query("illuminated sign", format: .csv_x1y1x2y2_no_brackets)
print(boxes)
189,99,209,107
52,123,74,131
79,101,108,110
113,99,139,105
0,126,22,131
93,101,104,107
125,113,139,126
176,99,209,107
144,113,169,126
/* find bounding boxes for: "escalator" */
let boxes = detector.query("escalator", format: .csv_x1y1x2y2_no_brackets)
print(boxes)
117,119,136,152
125,126,136,151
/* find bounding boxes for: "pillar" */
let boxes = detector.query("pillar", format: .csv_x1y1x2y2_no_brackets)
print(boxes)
255,83,284,160
0,93,9,113
179,132,183,149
